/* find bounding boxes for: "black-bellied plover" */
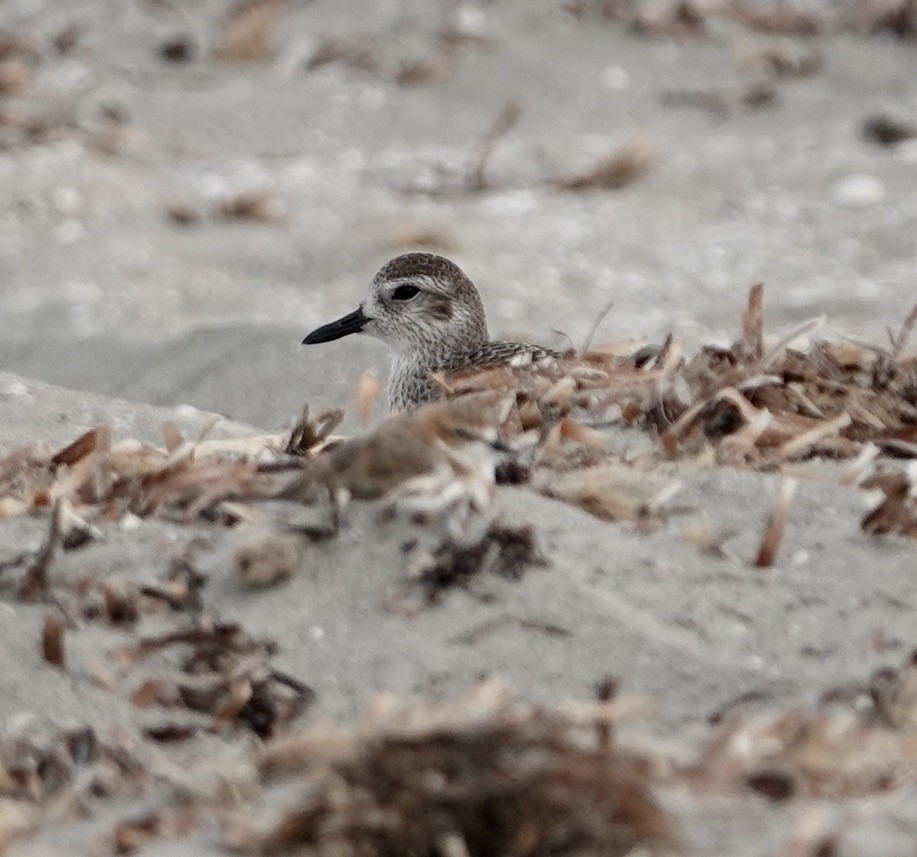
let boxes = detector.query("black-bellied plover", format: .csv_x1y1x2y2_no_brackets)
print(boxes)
303,253,559,410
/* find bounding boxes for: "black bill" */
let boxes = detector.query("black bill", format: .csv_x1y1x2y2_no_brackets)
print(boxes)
302,307,368,344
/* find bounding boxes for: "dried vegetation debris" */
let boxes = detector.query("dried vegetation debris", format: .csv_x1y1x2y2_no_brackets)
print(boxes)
212,0,289,62
387,99,657,198
427,287,917,537
554,132,656,192
565,0,917,38
860,463,917,538
0,420,320,750
690,651,917,801
0,724,150,848
124,619,314,739
5,287,914,549
0,23,147,155
238,678,670,856
302,16,495,87
403,517,546,597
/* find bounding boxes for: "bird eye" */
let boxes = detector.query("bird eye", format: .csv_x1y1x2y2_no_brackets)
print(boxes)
392,284,420,301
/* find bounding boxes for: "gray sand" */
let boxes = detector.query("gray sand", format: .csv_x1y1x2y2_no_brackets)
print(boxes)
2,371,916,855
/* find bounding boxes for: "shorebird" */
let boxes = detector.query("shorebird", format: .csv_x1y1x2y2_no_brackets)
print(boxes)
303,253,559,410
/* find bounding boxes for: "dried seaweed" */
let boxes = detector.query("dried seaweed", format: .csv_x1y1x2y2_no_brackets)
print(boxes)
125,620,314,738
403,518,545,595
245,679,670,856
0,724,144,809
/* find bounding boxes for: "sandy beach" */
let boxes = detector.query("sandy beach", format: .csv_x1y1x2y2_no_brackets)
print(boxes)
1,2,916,855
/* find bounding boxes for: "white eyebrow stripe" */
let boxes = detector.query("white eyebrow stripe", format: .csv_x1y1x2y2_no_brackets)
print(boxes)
388,274,441,294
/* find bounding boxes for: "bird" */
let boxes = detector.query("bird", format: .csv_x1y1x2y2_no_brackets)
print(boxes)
303,253,559,411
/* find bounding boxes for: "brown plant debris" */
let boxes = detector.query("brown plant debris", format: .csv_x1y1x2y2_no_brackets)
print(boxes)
213,0,288,62
0,424,275,526
395,45,459,86
284,405,344,456
861,465,917,537
216,189,287,223
0,724,144,809
692,651,917,798
555,133,655,191
753,476,797,567
864,113,917,145
125,620,314,738
740,39,823,79
0,58,33,95
403,518,546,595
842,0,917,37
567,0,917,38
631,0,706,38
305,36,378,73
159,34,196,63
245,679,670,856
536,463,681,523
41,611,67,669
730,3,821,35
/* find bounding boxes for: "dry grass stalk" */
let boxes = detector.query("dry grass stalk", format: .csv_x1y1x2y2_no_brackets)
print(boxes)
630,0,707,38
41,611,66,669
740,282,764,362
306,37,377,72
466,99,524,192
19,499,62,598
730,3,821,35
753,477,797,567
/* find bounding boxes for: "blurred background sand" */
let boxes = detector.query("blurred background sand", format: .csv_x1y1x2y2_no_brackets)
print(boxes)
0,0,915,428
